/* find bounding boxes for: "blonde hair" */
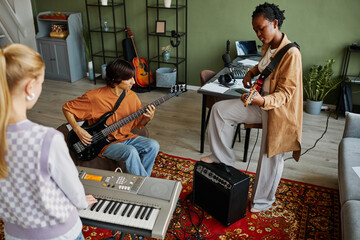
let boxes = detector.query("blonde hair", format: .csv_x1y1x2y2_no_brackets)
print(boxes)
0,44,44,179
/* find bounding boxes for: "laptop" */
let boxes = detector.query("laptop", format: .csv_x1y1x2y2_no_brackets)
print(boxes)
236,40,261,57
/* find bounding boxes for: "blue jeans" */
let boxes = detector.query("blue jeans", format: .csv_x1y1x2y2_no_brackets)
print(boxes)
75,232,85,240
102,136,159,176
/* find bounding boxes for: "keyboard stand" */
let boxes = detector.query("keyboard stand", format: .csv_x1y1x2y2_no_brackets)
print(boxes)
82,218,148,240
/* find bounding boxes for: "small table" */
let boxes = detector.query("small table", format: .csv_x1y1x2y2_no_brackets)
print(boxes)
197,56,260,153
336,44,360,118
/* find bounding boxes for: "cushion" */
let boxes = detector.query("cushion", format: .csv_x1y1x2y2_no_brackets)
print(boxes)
341,200,360,240
338,138,360,204
343,112,360,138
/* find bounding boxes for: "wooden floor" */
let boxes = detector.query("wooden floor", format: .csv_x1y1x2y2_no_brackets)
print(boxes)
28,78,346,189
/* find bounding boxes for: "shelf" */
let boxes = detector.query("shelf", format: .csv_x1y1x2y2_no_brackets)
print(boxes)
36,36,67,42
149,56,185,65
90,26,126,33
86,0,124,7
85,0,127,84
346,76,360,84
93,50,123,58
36,12,86,82
349,45,360,52
146,0,187,88
148,31,185,37
147,4,186,9
38,18,69,22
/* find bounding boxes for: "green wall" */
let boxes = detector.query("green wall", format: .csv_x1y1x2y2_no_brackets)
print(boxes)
32,0,360,102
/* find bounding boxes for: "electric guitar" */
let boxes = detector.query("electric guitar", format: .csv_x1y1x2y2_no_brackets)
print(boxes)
67,85,186,161
126,28,154,88
244,77,264,107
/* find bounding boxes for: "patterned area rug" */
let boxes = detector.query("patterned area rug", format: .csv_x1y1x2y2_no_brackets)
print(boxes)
0,152,340,240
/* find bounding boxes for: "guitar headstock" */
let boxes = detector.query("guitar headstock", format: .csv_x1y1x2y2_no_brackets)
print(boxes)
170,84,187,96
126,28,133,37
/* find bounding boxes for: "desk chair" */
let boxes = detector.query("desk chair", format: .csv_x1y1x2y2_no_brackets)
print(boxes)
242,123,262,162
200,70,243,158
200,70,262,163
200,70,224,128
57,123,149,172
201,70,241,131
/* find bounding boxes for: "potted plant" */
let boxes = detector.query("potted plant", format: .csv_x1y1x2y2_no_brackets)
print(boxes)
161,44,172,62
82,32,94,81
303,59,342,114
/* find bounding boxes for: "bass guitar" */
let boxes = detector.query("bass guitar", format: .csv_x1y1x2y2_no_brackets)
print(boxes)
126,28,154,88
68,84,186,161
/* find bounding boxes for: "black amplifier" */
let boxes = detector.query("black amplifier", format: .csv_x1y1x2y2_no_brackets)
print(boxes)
193,161,250,226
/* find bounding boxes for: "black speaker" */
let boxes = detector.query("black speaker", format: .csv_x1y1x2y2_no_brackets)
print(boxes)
193,161,250,226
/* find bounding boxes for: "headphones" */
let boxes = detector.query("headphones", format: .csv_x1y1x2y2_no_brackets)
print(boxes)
218,73,234,86
170,30,181,48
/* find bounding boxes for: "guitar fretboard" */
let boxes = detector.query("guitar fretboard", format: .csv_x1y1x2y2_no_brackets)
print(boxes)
101,92,176,137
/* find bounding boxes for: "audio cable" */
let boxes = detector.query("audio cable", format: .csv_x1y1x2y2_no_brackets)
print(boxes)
244,109,333,172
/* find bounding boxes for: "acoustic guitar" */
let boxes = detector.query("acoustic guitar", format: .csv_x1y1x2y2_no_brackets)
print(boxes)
126,28,154,88
67,84,186,161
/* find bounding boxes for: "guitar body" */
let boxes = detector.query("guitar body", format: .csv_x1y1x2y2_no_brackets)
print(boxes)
68,112,114,161
131,57,154,87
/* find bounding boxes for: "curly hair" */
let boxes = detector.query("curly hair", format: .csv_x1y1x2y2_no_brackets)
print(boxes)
252,2,285,29
105,59,135,88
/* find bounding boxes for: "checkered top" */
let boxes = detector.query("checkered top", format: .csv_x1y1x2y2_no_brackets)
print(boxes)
0,121,76,229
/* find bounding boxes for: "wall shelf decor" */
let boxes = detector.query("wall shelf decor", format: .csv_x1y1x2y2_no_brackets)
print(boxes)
85,0,128,84
146,0,187,89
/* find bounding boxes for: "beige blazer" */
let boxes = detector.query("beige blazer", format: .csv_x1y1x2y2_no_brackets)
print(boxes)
249,34,303,161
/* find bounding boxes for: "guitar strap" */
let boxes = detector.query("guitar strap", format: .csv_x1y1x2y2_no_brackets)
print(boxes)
79,90,126,129
112,90,126,113
257,42,300,93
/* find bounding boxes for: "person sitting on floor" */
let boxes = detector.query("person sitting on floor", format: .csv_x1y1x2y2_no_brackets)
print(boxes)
63,59,159,177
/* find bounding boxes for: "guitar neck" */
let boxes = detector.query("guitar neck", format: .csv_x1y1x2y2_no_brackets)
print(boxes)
102,93,174,136
130,36,142,64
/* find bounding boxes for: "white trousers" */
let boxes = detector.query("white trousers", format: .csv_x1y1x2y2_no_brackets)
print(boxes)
207,99,284,210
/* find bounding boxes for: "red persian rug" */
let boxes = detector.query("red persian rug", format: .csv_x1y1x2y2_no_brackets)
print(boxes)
0,152,341,240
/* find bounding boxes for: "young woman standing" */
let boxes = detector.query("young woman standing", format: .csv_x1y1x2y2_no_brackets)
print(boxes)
0,43,97,240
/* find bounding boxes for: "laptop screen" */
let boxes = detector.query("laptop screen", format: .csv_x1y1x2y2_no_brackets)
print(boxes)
236,41,258,57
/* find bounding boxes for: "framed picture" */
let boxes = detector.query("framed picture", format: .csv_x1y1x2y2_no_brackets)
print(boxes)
155,20,166,34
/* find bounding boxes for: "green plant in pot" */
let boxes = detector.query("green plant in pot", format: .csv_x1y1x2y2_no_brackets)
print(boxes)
303,59,342,115
82,32,94,80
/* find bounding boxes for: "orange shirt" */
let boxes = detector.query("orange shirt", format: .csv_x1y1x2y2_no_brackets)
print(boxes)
63,87,144,152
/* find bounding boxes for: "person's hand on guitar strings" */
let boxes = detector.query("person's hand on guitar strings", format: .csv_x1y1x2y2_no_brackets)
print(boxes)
240,91,265,106
143,104,156,121
74,126,93,146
